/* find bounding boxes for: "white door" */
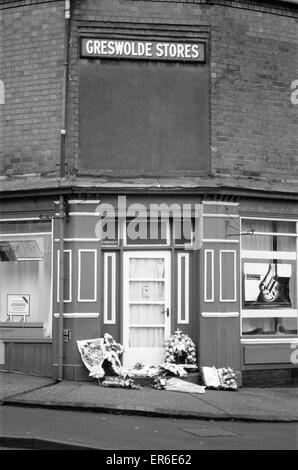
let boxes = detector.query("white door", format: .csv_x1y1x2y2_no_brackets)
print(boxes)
123,251,171,368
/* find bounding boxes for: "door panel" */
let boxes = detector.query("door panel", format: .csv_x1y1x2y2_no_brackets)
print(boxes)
123,251,171,368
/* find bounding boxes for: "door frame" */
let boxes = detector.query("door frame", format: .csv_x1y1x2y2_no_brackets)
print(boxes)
122,250,171,367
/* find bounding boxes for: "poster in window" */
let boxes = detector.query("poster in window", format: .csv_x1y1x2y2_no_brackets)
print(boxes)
244,263,292,308
7,294,30,318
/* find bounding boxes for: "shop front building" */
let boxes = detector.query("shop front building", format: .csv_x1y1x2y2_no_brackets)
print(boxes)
1,0,298,386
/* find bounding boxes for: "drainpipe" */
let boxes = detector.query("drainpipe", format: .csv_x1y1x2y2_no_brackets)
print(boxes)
57,0,71,381
57,196,65,381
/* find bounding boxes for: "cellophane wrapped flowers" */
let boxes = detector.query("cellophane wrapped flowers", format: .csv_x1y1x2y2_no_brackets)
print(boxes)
159,362,188,377
164,329,197,365
77,333,125,379
218,367,238,390
127,362,159,378
200,366,238,390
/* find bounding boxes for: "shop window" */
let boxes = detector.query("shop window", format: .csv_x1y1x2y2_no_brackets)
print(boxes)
0,221,52,338
241,219,298,336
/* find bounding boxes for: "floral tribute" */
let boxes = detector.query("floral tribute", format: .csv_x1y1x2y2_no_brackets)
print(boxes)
200,366,238,391
164,329,197,365
218,367,238,390
77,333,124,379
101,376,142,390
127,362,159,378
159,362,188,377
152,377,205,394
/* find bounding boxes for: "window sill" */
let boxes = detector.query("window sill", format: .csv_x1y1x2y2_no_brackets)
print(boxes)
1,338,52,343
0,322,43,328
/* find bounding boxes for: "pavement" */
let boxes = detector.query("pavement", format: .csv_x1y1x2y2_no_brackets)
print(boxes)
1,371,298,423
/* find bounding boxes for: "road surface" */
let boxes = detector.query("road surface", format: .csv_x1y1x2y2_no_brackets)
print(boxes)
1,405,297,450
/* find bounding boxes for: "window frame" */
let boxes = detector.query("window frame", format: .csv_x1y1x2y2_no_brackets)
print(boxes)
0,218,53,338
240,216,298,338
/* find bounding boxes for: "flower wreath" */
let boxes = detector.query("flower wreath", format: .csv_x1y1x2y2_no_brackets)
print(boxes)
164,329,197,365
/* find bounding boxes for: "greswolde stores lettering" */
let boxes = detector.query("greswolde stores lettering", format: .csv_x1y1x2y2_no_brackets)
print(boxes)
81,38,206,62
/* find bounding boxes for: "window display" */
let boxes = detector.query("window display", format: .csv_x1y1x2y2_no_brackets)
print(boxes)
0,220,52,338
241,219,298,336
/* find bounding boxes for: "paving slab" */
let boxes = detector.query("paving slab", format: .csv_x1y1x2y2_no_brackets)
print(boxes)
0,371,55,401
194,388,298,421
3,380,226,419
1,372,298,422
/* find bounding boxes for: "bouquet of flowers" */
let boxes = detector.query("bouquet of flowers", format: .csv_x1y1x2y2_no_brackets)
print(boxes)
218,367,238,390
103,333,124,356
152,377,167,390
152,377,205,394
200,366,238,391
101,376,142,390
77,333,125,379
127,362,159,378
159,362,188,377
164,329,197,365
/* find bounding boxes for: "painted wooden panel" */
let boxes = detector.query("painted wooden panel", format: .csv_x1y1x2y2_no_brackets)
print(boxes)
173,251,194,339
78,250,97,301
52,317,101,376
201,248,240,313
200,318,241,370
104,253,116,324
79,60,209,174
243,345,294,365
57,250,72,302
4,342,53,377
177,253,189,324
0,323,45,340
204,249,214,302
220,250,236,302
203,218,228,240
100,252,121,343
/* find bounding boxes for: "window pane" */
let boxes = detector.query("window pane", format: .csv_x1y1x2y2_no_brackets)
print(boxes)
126,219,168,245
129,258,165,279
129,327,164,347
243,262,293,308
242,318,297,336
129,305,164,325
0,234,52,338
0,221,51,234
241,219,298,338
129,281,164,301
242,219,296,251
242,220,296,234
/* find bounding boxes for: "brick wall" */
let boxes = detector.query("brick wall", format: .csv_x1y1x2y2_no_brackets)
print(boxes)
67,0,298,182
0,0,65,177
242,368,298,387
1,0,298,182
210,2,298,181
